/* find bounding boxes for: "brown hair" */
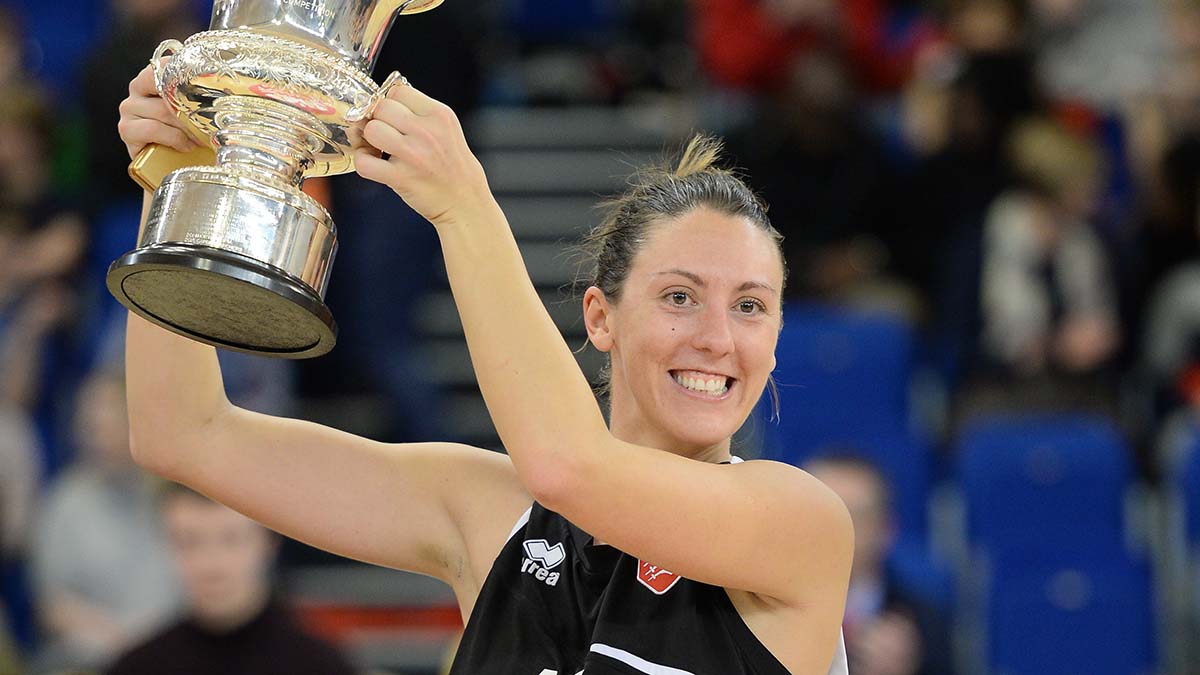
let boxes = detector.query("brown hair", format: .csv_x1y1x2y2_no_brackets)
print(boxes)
582,135,785,302
1007,116,1103,201
578,135,786,415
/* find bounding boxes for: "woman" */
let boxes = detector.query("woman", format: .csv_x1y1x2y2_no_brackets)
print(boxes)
117,65,853,674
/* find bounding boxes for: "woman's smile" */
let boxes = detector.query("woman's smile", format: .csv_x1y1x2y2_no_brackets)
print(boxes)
669,369,737,400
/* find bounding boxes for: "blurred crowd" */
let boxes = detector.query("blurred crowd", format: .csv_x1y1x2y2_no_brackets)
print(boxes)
0,0,1197,673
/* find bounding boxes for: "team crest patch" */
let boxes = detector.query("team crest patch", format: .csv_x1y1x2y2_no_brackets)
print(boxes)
637,560,682,595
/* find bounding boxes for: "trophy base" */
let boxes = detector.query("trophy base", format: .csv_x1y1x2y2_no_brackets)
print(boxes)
107,243,337,359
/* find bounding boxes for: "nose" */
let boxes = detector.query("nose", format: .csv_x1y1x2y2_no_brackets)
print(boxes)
690,303,735,356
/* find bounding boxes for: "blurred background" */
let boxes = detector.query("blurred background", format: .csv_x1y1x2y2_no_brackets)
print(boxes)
0,0,1196,673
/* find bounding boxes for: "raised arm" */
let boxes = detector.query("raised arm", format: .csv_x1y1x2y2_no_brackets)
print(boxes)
356,83,852,668
117,66,531,594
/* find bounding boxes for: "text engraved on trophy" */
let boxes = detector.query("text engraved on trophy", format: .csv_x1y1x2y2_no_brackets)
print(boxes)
281,0,337,21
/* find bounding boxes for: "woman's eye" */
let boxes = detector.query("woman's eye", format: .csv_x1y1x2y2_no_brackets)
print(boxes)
669,292,690,305
737,299,766,314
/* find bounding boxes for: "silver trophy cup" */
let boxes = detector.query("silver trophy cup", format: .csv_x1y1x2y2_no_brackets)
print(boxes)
107,0,442,358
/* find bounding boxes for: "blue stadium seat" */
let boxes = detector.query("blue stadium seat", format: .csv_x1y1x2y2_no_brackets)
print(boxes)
1181,432,1200,552
1177,430,1200,620
0,0,107,94
501,0,619,44
756,303,931,538
957,413,1132,566
763,302,915,444
955,414,1158,673
986,561,1156,675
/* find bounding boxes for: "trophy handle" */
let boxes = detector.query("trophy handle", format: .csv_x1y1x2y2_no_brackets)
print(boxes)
129,39,216,192
150,39,184,98
345,71,410,122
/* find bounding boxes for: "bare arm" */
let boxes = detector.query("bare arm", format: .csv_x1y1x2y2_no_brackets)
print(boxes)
119,66,530,589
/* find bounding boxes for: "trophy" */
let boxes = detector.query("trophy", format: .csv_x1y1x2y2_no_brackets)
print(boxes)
106,0,443,358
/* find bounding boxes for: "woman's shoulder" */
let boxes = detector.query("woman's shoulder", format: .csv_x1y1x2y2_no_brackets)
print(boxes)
732,458,855,553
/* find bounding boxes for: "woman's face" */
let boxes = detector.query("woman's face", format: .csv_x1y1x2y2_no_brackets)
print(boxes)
584,208,784,455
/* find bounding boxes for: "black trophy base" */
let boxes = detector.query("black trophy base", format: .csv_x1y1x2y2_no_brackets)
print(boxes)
106,244,337,359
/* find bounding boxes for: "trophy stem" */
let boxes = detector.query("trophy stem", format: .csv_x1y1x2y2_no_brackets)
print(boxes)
211,96,329,187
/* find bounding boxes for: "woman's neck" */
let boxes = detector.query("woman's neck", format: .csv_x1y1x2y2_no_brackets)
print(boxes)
607,411,733,464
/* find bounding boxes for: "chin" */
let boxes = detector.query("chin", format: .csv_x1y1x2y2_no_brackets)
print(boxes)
662,417,739,452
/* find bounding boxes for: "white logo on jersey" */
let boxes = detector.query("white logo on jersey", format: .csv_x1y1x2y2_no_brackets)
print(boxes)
523,539,565,569
521,538,565,587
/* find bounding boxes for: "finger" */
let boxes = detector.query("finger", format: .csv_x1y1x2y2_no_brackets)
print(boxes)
129,65,160,98
384,80,443,117
353,148,394,185
362,117,411,157
121,95,182,128
119,118,194,154
370,98,420,132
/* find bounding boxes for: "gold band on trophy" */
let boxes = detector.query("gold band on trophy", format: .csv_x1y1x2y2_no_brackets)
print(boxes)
128,144,218,194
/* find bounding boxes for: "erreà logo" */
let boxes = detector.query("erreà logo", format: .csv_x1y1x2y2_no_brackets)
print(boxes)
521,539,565,586
637,560,682,595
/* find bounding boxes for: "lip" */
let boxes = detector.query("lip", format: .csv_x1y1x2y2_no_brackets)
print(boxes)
668,370,736,401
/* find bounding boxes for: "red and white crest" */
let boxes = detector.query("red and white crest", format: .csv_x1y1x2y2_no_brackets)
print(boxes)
637,560,682,595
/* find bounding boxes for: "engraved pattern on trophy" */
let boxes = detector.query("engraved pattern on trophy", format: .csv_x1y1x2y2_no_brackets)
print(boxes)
107,0,446,359
159,30,374,176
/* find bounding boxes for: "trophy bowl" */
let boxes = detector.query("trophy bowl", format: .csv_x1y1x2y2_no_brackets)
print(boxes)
107,0,442,358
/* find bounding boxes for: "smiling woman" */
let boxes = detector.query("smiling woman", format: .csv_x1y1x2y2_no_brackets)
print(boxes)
409,131,853,673
575,138,789,458
585,210,784,456
117,62,851,674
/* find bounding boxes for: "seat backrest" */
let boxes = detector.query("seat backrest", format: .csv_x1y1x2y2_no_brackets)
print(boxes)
957,413,1132,565
986,560,1157,674
1181,432,1200,550
764,303,915,446
755,303,930,537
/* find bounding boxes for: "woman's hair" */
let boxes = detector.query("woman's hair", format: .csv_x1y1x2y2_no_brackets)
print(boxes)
1007,116,1103,201
581,135,785,303
577,134,786,415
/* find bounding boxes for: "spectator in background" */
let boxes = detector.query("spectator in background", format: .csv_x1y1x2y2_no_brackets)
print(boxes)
891,0,1042,382
1029,0,1168,115
977,117,1118,377
0,285,59,660
726,49,903,308
28,370,181,674
1124,1,1200,333
0,614,18,675
0,89,86,311
1140,134,1200,419
0,74,80,658
693,0,943,96
81,0,201,210
956,116,1120,422
0,76,89,474
804,453,953,675
105,483,356,675
0,9,32,91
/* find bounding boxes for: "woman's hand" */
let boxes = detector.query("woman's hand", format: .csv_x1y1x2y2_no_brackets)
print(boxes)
354,83,495,229
117,64,198,160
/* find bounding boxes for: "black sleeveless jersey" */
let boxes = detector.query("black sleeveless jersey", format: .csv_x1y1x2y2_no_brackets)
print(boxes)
448,498,849,674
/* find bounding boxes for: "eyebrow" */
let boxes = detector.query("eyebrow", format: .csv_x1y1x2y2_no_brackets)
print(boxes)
652,269,778,295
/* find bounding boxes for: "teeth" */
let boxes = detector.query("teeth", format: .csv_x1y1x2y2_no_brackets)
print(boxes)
673,372,729,395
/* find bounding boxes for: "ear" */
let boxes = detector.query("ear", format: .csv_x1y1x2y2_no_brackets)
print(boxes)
582,286,615,353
